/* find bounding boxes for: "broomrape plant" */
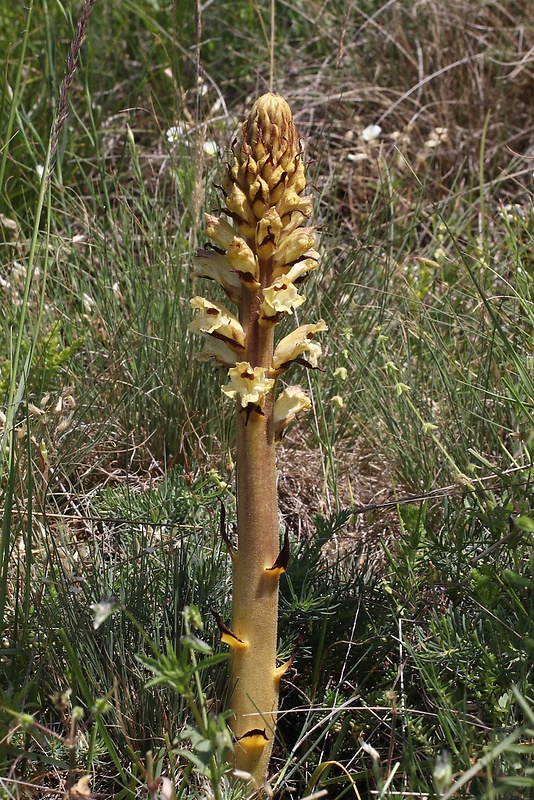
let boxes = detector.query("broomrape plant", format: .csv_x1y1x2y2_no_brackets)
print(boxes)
189,94,326,783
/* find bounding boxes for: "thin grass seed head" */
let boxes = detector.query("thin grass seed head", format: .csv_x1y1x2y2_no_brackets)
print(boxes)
189,93,327,436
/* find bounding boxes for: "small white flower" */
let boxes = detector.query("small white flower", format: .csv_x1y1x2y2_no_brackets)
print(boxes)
361,124,382,143
347,152,370,163
36,165,45,178
112,281,127,304
82,293,95,313
90,598,120,630
424,127,449,149
13,261,26,280
203,139,218,157
433,750,452,793
359,736,380,761
166,123,186,143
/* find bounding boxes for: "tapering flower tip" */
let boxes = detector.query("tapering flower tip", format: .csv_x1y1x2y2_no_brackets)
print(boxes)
255,208,282,260
222,362,275,408
189,297,245,347
272,320,328,371
205,214,239,250
246,94,300,169
273,386,311,440
224,94,307,231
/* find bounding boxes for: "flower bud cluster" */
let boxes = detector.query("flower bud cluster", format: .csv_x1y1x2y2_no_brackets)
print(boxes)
190,93,327,438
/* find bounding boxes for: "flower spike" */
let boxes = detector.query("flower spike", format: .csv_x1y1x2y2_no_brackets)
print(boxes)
190,94,326,783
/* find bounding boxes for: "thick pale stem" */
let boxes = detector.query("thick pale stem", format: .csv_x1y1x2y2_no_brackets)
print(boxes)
230,402,279,779
189,95,317,786
229,286,280,781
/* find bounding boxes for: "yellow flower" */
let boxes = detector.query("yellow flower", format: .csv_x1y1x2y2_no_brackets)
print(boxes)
192,249,242,305
226,237,260,288
222,362,275,408
196,337,243,367
422,421,439,435
261,279,305,318
272,228,316,272
273,386,311,440
189,297,245,346
272,321,328,370
272,251,319,282
276,191,313,230
222,94,307,237
205,213,239,250
255,209,283,260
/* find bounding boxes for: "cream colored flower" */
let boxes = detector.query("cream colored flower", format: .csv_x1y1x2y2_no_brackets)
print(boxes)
222,362,275,408
189,297,245,346
273,386,311,440
193,249,242,304
276,193,313,233
362,124,382,143
261,279,305,318
196,337,242,367
205,214,239,250
272,228,316,271
226,237,260,286
334,367,348,381
203,139,218,157
272,320,328,370
272,251,319,282
166,124,186,142
225,184,255,236
330,395,344,409
255,208,283,260
90,598,120,630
